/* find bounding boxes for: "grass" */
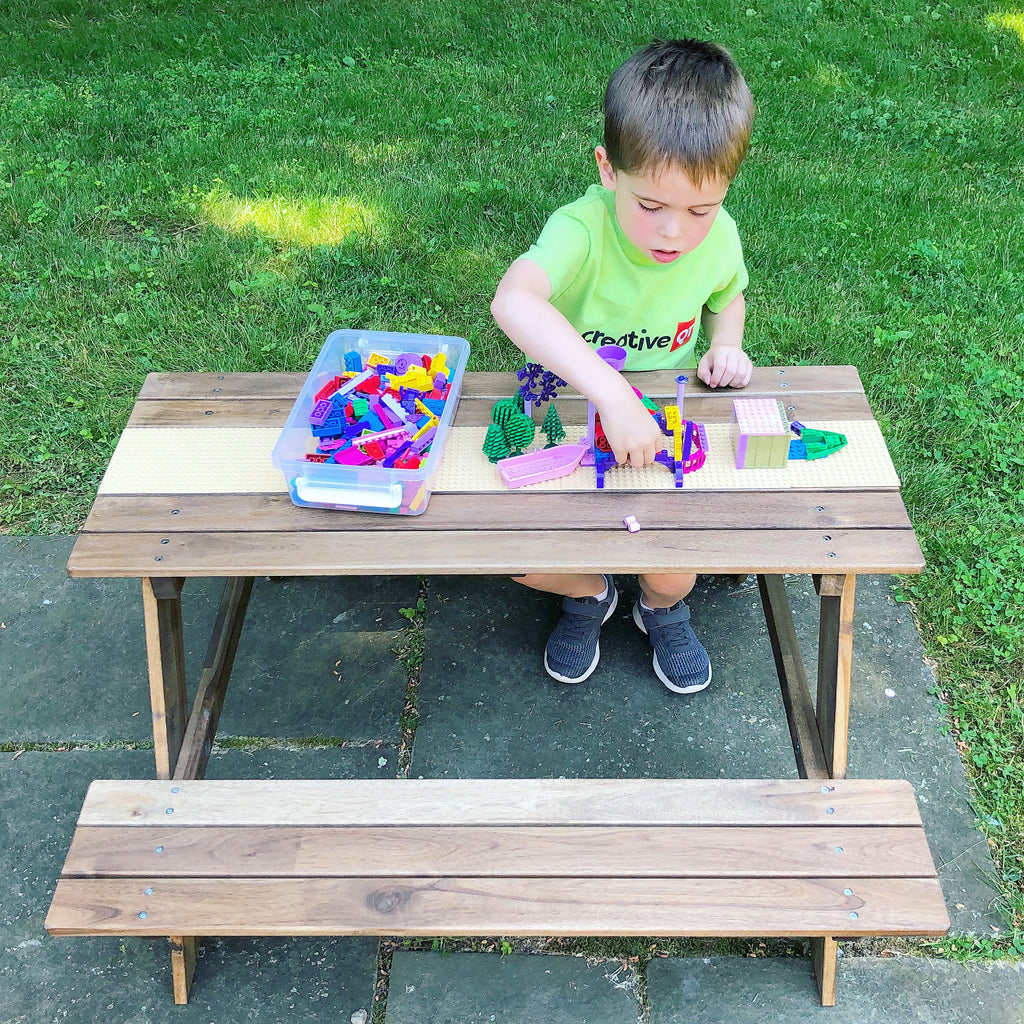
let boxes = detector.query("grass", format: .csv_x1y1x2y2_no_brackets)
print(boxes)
2,0,1022,944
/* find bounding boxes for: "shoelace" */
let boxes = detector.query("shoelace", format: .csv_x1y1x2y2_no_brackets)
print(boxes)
560,608,601,645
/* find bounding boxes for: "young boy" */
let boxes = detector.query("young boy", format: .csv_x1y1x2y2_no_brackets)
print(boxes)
491,38,755,694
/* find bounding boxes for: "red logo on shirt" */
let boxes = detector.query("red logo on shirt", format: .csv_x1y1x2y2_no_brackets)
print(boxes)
671,318,696,352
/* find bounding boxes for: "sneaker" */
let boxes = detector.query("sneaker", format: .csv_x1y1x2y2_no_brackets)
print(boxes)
632,598,712,694
543,575,619,684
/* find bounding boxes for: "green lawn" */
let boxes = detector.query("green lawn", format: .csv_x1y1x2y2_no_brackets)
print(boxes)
2,0,1022,947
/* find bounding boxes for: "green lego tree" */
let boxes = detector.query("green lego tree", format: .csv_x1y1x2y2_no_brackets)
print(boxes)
483,397,538,461
503,412,536,455
482,423,512,463
542,403,566,447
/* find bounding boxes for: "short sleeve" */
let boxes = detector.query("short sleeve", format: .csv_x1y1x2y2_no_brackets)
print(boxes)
703,215,748,313
521,209,592,300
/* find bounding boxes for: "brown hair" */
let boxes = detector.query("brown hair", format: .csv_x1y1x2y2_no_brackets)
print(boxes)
604,39,754,184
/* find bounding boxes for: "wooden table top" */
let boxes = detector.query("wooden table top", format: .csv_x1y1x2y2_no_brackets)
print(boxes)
68,365,923,579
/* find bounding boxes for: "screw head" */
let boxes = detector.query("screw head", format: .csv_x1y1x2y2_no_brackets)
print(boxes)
850,912,859,920
826,807,835,815
844,888,854,896
154,846,164,854
835,846,844,854
138,911,148,919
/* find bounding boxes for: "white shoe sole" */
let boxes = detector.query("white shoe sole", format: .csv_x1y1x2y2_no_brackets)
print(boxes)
544,587,619,684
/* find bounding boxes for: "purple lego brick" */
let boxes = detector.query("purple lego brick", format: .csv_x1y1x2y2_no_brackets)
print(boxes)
309,399,334,426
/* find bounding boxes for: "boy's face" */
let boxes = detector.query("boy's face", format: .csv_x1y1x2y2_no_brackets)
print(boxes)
595,147,729,264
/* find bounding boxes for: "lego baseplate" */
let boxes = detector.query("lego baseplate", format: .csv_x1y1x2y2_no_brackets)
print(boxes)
431,421,899,492
96,420,898,496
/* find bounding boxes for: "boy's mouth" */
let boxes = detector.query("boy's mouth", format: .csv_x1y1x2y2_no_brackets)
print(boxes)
651,249,681,263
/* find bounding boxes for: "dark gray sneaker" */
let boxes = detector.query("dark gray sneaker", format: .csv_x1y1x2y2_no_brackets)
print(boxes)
543,575,618,684
632,598,712,694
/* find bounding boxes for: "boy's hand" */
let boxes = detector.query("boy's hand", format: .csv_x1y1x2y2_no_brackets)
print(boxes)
697,344,752,388
596,392,664,467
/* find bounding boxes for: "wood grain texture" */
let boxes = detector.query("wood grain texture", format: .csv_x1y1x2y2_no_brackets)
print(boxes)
61,824,938,880
80,490,915,535
76,779,924,827
45,875,950,938
67,527,924,578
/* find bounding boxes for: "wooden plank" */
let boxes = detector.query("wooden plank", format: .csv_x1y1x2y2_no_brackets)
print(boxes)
172,577,254,782
80,491,915,536
61,824,938,880
66,527,926,578
812,936,839,1006
76,779,924,827
136,366,864,403
125,391,877,430
757,574,830,780
141,578,188,780
45,875,950,938
817,574,857,779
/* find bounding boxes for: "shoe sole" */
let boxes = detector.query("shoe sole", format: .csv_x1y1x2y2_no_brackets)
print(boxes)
632,602,712,694
544,587,619,684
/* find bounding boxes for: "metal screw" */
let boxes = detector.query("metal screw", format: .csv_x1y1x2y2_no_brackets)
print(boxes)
850,912,859,920
205,410,214,416
154,556,163,562
138,911,148,919
171,787,180,793
835,847,844,854
161,538,169,545
780,382,789,388
145,887,154,896
828,552,837,558
844,888,853,896
213,388,222,394
165,807,174,814
821,786,834,793
816,506,825,512
822,535,832,541
826,807,835,815
778,369,786,375
217,375,225,380
154,847,164,854
170,509,180,515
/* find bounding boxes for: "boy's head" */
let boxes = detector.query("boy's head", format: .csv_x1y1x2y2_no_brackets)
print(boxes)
602,38,753,185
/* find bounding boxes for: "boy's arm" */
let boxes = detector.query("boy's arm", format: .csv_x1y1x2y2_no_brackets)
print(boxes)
491,258,664,466
697,292,752,388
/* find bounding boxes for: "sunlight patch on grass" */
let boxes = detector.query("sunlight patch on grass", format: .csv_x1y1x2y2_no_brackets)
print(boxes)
812,62,850,90
202,186,377,246
988,10,1024,43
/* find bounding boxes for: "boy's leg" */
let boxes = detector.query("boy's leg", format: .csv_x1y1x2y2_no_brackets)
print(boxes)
512,573,618,684
634,572,712,694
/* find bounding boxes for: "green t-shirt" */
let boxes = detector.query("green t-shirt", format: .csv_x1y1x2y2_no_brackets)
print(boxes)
522,184,747,370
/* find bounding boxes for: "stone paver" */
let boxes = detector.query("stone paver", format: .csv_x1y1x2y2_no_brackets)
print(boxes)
386,950,638,1023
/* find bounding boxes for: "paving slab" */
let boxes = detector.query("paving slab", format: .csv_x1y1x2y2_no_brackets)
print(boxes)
0,538,416,745
385,950,638,1023
413,575,796,780
412,574,1001,934
0,748,380,1024
647,955,1024,1023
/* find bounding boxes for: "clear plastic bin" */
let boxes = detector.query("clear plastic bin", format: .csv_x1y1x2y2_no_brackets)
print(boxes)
272,329,470,514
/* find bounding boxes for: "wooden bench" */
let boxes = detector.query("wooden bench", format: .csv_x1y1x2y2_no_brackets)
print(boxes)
46,777,949,1006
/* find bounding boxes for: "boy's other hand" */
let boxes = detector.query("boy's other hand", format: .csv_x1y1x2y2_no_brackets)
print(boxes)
597,395,664,467
697,345,752,388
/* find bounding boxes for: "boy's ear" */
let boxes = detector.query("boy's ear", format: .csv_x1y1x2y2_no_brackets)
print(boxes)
595,146,617,189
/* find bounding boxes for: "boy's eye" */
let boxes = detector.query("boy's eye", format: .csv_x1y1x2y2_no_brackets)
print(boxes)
690,209,711,218
638,202,661,213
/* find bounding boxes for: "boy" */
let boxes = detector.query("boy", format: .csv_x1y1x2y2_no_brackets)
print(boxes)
491,38,755,694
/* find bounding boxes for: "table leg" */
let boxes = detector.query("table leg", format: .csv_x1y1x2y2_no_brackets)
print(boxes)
173,576,254,782
756,575,829,780
815,574,856,780
142,578,188,780
142,576,255,1003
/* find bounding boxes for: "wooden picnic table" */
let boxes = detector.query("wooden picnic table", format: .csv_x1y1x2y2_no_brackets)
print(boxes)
50,364,943,1006
68,363,923,784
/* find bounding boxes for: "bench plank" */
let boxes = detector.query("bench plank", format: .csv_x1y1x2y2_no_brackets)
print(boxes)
76,779,925,827
46,876,950,938
61,825,938,880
